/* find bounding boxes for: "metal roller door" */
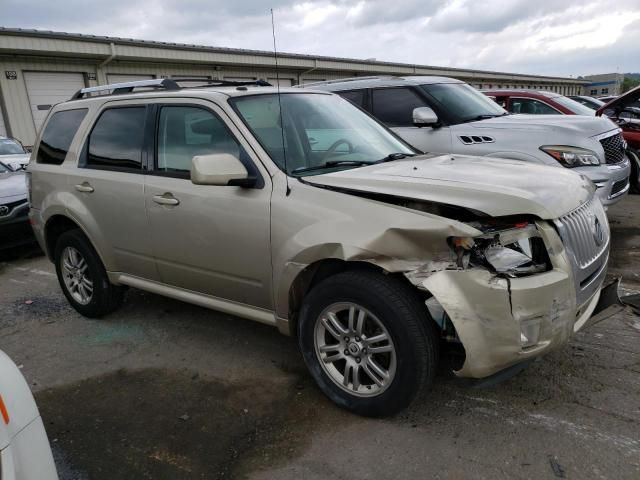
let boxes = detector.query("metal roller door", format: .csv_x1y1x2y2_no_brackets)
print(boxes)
267,78,293,87
107,74,154,84
24,72,86,133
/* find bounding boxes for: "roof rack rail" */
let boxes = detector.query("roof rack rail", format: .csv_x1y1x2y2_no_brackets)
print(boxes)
70,78,272,100
169,77,272,88
70,78,180,100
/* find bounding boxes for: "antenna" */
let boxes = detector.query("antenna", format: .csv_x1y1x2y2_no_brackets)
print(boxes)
271,8,290,195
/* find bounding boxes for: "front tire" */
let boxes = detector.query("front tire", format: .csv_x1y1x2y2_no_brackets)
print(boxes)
54,229,124,318
627,147,640,194
298,270,439,417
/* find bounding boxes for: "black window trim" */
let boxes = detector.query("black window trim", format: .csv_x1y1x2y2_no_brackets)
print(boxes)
80,104,148,174
149,102,264,188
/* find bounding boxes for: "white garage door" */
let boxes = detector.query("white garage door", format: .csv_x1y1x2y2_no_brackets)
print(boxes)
268,78,293,87
24,72,86,133
107,74,154,85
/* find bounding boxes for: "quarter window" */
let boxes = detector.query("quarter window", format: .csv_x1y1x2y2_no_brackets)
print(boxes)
87,107,146,170
156,106,241,175
371,88,426,127
37,108,88,165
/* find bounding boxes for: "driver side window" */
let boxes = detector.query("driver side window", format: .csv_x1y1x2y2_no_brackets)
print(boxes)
156,106,241,177
303,112,351,153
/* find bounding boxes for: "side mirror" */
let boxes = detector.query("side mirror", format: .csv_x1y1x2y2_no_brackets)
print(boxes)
191,153,255,187
413,107,439,127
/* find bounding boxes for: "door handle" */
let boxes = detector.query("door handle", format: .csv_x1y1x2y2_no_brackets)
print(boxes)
74,182,94,193
152,193,180,206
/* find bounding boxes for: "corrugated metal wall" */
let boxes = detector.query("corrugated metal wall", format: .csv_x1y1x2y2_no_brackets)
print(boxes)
0,45,586,146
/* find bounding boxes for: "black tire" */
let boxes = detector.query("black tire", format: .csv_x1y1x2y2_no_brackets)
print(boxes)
627,148,640,194
54,229,124,318
298,270,439,417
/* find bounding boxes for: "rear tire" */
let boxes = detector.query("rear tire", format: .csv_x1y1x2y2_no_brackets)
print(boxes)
54,229,124,318
298,270,439,417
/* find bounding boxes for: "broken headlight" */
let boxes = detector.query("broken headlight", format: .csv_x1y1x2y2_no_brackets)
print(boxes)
450,222,551,277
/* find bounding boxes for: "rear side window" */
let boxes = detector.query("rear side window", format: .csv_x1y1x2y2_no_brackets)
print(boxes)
87,107,146,170
338,90,365,108
371,88,426,127
37,108,88,164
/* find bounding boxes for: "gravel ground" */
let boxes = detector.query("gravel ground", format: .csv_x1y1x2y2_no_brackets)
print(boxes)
1,196,639,480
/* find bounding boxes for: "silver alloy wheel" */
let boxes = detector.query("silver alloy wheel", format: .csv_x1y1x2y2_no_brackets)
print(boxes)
314,302,397,397
61,246,93,305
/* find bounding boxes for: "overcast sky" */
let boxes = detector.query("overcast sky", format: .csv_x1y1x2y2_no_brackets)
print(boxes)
3,0,639,77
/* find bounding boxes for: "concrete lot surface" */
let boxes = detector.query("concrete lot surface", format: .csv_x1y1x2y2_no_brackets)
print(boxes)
1,197,639,479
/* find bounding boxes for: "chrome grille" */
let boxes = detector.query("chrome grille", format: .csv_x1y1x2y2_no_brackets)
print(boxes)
599,132,626,164
555,197,610,306
556,198,609,270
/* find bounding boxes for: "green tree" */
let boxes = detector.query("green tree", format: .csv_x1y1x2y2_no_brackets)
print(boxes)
621,76,640,93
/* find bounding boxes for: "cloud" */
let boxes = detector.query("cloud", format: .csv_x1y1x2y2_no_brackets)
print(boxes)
1,0,639,77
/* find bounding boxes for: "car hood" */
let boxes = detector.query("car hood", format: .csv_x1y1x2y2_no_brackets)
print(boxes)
303,154,594,219
469,114,618,137
0,172,27,200
597,85,640,114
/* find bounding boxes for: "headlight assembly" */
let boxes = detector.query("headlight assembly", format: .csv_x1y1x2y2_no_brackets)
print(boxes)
450,222,551,277
540,145,600,167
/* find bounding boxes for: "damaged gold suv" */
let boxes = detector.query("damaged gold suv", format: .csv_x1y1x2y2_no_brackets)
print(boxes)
28,79,621,416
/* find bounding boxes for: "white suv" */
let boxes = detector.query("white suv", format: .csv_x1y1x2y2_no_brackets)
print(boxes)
305,76,631,206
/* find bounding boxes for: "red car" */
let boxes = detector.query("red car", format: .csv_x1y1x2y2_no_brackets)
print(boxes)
482,90,596,116
597,86,640,191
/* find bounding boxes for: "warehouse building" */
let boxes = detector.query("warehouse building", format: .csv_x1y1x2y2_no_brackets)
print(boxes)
0,27,589,147
582,73,625,97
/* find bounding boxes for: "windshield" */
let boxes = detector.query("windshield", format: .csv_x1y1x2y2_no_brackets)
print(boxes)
230,93,415,176
553,96,595,116
0,139,25,155
420,83,506,124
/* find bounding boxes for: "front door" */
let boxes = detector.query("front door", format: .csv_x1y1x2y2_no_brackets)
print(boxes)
144,101,272,309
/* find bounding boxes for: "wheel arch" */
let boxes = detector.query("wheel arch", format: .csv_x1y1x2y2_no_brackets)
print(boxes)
282,258,427,337
43,214,108,269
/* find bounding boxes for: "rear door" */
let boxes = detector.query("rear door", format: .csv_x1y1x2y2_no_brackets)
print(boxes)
370,87,452,153
143,99,272,309
66,101,158,280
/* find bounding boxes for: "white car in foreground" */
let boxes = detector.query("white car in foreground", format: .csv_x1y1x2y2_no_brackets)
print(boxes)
0,350,57,479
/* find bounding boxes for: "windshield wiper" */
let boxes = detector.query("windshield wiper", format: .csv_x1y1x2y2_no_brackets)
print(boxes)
374,152,417,163
292,153,417,175
292,160,372,175
460,112,510,123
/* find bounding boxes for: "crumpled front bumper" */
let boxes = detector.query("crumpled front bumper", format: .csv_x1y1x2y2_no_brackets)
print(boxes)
418,222,622,379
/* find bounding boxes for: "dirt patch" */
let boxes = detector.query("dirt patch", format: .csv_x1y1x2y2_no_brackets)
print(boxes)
36,368,340,479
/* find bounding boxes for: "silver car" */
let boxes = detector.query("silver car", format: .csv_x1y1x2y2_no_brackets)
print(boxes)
304,76,631,206
27,79,621,416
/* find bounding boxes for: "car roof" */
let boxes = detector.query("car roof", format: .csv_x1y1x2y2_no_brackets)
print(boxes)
299,75,464,92
481,89,559,98
59,85,333,109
